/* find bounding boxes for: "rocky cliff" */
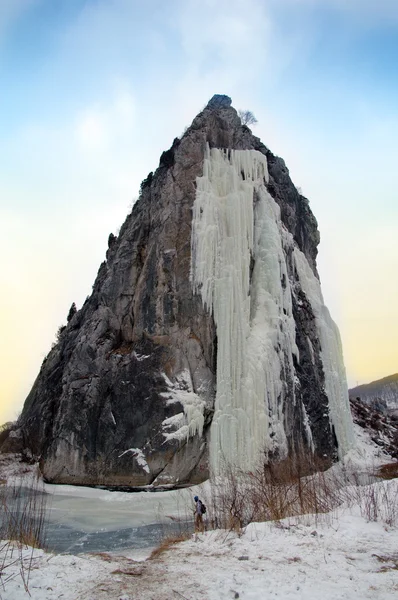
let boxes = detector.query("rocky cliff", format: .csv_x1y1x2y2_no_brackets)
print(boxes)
6,95,354,486
350,396,398,459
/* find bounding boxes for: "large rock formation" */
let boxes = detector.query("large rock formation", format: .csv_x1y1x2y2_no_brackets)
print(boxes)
8,95,354,486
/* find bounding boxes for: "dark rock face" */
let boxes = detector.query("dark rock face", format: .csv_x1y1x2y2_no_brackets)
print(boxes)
290,289,335,459
350,396,398,459
6,95,348,485
206,94,232,109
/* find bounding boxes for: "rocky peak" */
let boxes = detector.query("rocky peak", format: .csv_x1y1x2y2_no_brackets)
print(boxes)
2,96,353,487
206,94,232,109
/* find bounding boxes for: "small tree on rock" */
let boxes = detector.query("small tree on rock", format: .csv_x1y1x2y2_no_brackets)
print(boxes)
238,109,258,126
67,302,77,323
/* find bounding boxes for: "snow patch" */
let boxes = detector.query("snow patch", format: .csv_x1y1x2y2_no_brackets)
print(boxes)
118,448,150,473
132,351,151,361
3,478,398,599
161,370,206,442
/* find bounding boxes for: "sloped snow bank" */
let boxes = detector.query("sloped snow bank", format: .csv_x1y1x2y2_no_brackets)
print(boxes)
2,479,398,599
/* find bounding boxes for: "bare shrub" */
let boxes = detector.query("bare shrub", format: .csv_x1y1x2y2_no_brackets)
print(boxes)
203,452,346,532
0,476,49,547
0,475,50,594
0,423,14,448
353,480,398,526
202,452,398,533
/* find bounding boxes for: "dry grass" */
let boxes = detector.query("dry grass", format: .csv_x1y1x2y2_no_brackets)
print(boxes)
202,452,345,533
373,553,398,572
0,475,50,595
0,476,49,548
149,532,191,560
89,551,114,563
352,479,398,526
197,451,398,535
374,462,398,480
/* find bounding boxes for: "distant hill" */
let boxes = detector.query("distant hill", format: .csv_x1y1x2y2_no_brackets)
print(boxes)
349,373,398,413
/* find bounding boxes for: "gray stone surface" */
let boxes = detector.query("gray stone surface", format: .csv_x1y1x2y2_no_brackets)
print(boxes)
6,95,336,485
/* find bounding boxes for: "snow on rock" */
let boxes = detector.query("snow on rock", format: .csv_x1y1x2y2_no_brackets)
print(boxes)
118,448,150,473
350,373,398,411
349,396,398,459
293,247,355,458
132,352,151,362
160,370,206,442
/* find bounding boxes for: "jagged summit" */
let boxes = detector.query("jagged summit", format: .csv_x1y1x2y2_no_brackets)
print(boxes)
3,97,354,486
206,94,232,109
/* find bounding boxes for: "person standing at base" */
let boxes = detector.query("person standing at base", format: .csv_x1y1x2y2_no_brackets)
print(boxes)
194,495,205,533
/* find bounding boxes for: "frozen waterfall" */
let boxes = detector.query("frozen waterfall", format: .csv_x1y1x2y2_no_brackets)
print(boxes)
190,144,354,474
293,248,355,458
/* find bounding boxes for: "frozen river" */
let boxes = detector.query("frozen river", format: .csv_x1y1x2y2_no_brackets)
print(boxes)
12,483,199,556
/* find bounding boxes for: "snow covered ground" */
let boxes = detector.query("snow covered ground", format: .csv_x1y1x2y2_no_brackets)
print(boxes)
1,425,398,599
2,487,398,600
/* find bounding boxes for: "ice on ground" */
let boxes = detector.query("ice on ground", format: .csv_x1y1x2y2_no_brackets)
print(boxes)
2,478,398,599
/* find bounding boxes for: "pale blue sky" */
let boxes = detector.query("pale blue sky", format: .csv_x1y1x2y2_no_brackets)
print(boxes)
1,0,397,423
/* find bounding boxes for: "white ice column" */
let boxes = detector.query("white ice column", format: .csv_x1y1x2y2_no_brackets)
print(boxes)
191,145,298,473
191,145,353,472
293,248,355,457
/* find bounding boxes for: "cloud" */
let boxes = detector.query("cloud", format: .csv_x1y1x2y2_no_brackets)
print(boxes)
0,80,142,424
158,0,274,131
1,0,397,424
178,0,270,71
0,0,37,44
275,0,398,23
75,87,135,152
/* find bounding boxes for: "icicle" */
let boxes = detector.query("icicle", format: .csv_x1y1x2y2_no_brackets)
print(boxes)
190,144,353,472
293,248,355,457
191,145,298,473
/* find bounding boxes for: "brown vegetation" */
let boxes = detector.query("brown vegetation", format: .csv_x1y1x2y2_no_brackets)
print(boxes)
374,462,398,480
149,532,191,560
202,452,343,532
0,475,50,594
